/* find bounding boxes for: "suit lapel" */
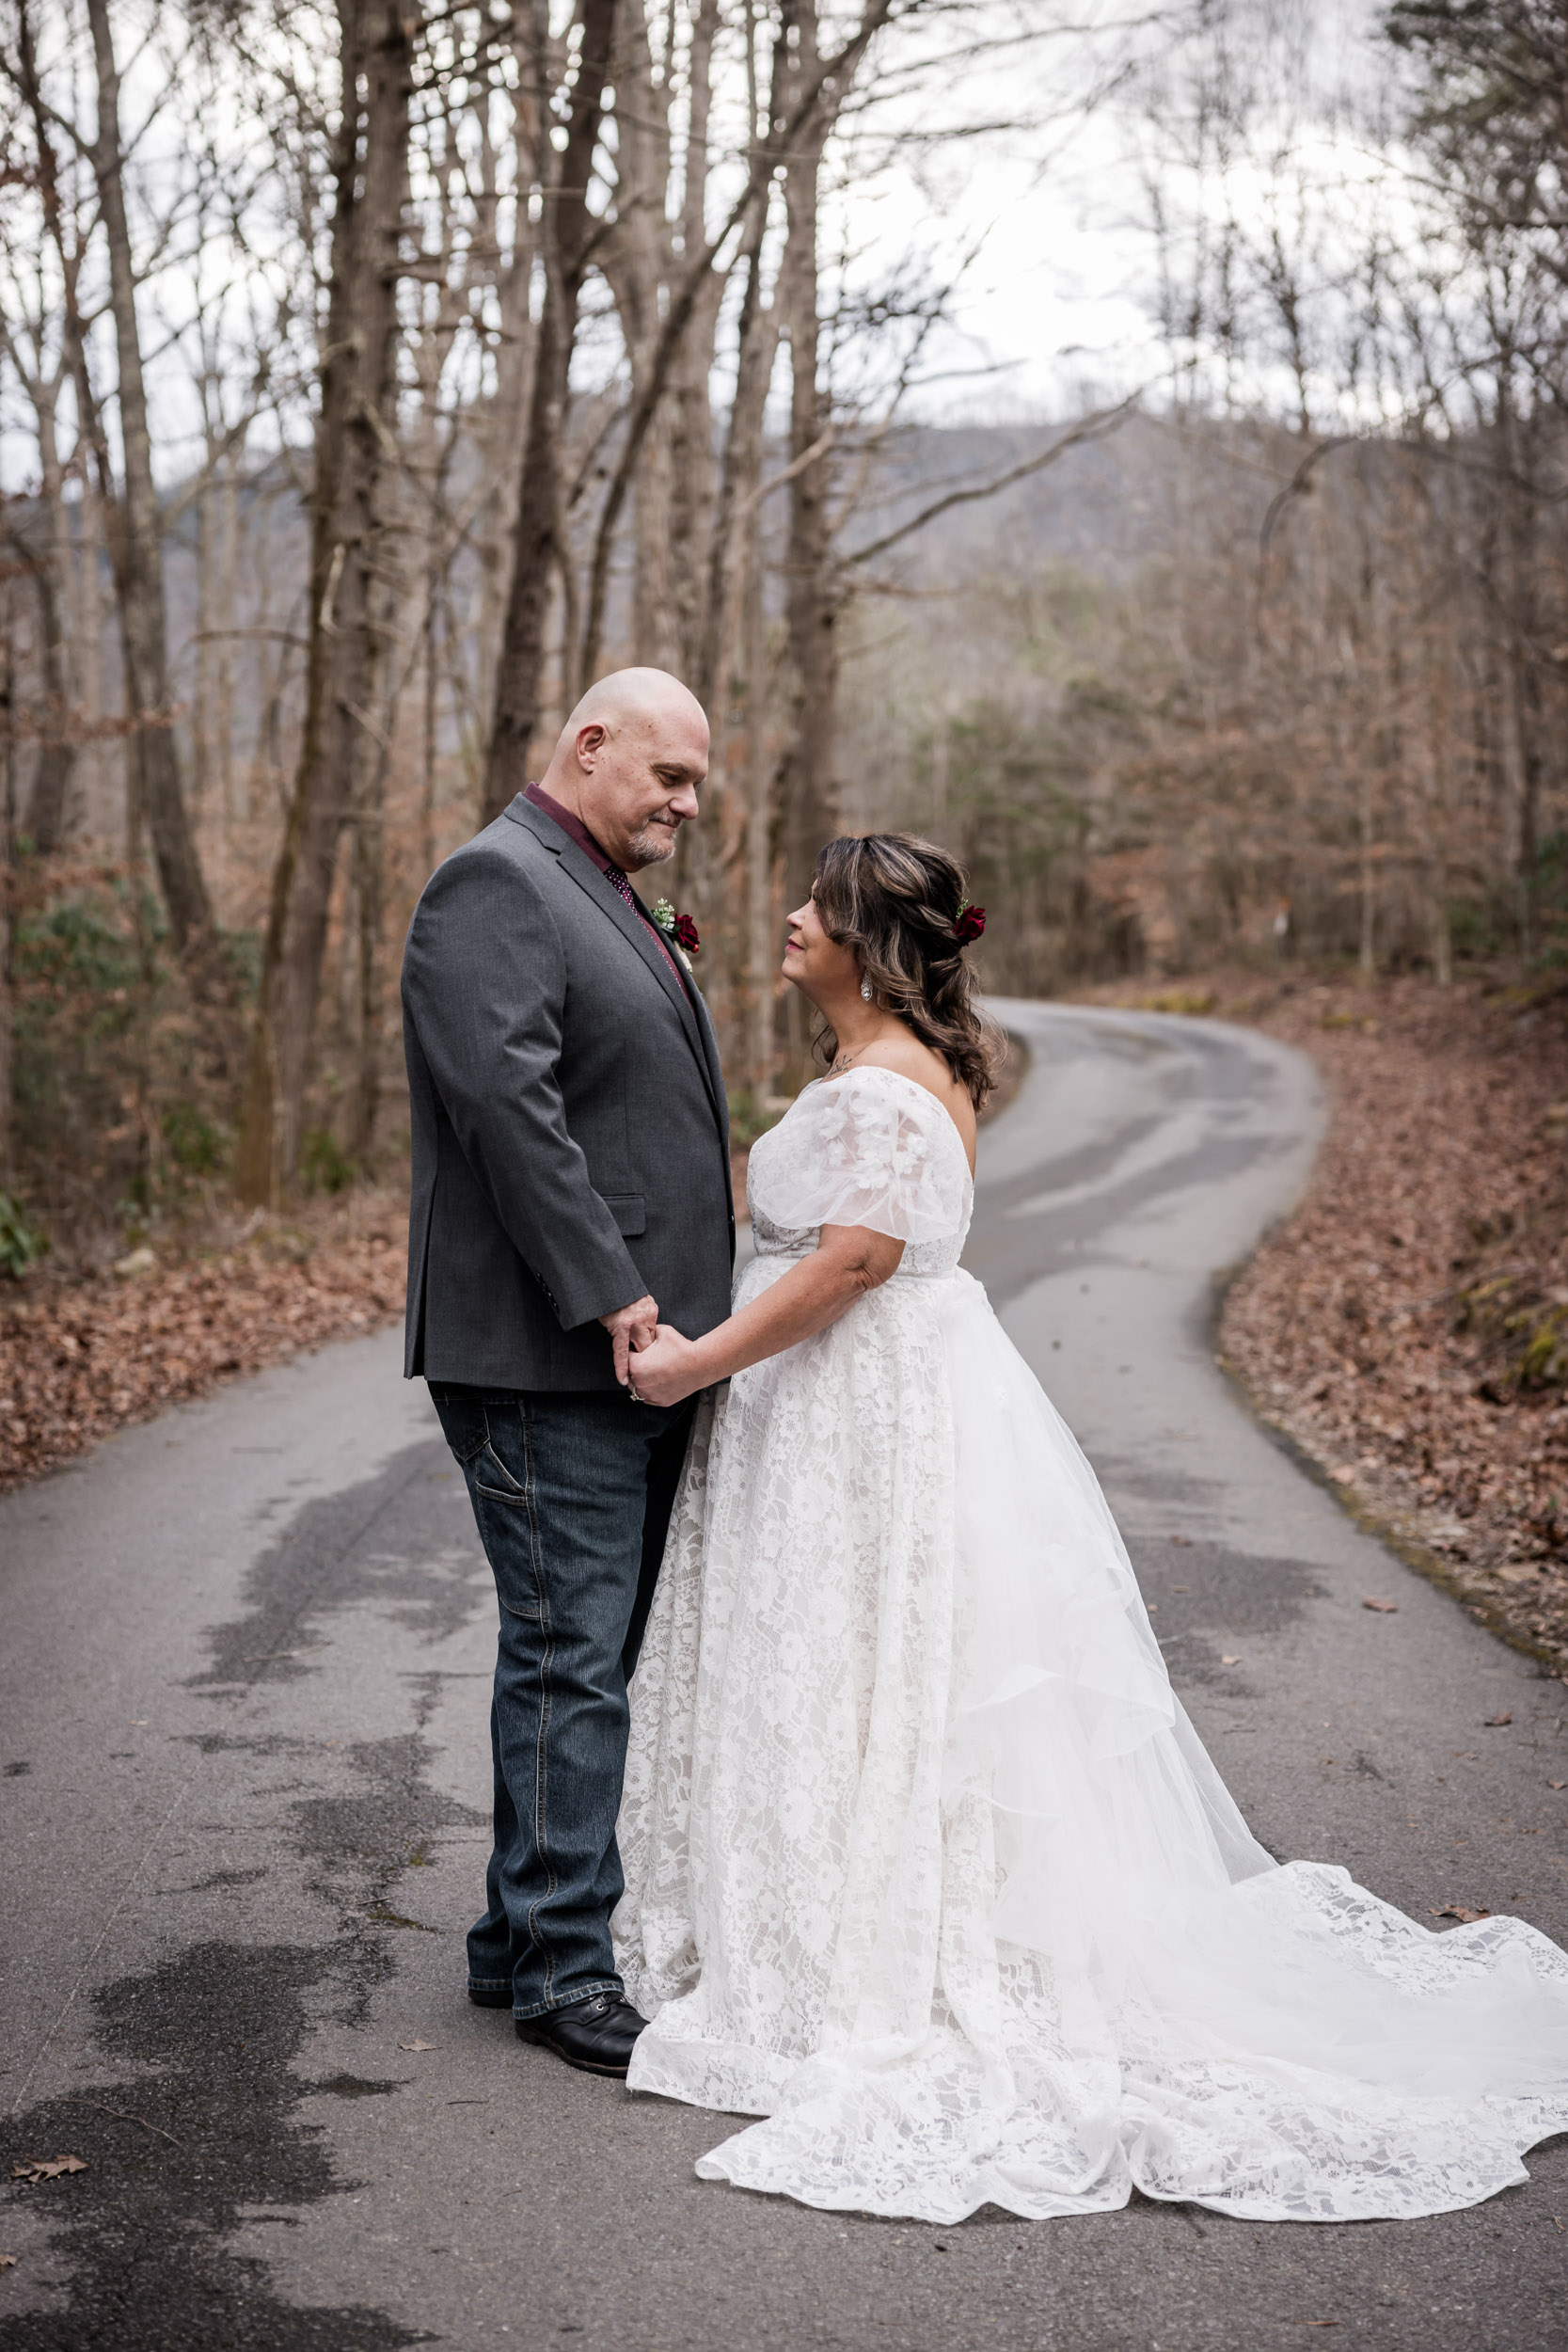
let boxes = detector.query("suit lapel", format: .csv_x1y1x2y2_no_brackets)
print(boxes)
506,797,724,1130
626,879,731,1122
583,865,726,1132
684,952,728,1118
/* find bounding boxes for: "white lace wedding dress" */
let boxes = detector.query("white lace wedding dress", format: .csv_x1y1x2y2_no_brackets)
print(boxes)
612,1064,1568,2223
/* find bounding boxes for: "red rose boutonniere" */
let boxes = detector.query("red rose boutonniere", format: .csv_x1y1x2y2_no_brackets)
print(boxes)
651,898,700,964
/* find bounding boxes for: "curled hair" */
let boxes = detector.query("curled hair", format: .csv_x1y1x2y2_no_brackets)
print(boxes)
811,834,1003,1109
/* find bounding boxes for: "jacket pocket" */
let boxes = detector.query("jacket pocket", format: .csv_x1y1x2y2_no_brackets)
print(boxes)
601,1191,646,1236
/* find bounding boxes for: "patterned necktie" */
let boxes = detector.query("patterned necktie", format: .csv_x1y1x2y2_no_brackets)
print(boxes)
604,863,683,984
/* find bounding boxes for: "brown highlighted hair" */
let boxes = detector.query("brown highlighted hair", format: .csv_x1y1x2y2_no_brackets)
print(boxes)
811,833,1003,1109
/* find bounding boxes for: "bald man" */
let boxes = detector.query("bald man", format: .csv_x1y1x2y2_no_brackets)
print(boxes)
402,668,734,2076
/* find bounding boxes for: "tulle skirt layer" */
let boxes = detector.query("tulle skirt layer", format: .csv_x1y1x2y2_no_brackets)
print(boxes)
613,1263,1568,2223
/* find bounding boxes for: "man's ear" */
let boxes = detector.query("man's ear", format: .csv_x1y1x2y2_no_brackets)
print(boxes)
575,721,609,771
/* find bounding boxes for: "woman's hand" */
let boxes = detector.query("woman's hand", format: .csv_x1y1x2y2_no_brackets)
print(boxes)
626,1226,905,1404
627,1323,705,1408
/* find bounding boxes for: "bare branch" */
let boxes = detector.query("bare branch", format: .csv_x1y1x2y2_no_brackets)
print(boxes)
842,395,1143,571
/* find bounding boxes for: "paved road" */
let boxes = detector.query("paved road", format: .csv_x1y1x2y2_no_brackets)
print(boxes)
3,1002,1566,2351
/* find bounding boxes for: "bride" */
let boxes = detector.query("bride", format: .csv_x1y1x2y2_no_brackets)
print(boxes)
614,831,1568,2225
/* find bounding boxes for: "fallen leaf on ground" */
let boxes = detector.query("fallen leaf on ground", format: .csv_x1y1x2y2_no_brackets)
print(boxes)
0,2255,16,2271
1362,1597,1399,1613
11,2156,87,2185
1484,1713,1513,1727
0,1190,407,1495
1550,1780,1566,1790
1431,1905,1493,1923
1221,1654,1242,1664
1205,974,1568,1679
399,2040,436,2052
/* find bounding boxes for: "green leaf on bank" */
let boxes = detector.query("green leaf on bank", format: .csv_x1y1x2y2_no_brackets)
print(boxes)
0,1195,46,1280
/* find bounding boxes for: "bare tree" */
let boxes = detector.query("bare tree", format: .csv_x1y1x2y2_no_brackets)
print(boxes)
235,0,418,1204
481,0,621,823
775,0,842,917
3,522,76,853
0,580,14,1188
80,0,216,962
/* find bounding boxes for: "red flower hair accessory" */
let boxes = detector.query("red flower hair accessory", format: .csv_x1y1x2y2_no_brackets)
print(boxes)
951,903,986,945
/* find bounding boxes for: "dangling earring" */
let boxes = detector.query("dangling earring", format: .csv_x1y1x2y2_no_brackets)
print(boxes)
860,975,873,1001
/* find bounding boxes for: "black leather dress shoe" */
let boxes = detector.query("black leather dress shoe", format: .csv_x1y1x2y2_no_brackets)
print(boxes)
515,1993,647,2077
467,1986,514,2010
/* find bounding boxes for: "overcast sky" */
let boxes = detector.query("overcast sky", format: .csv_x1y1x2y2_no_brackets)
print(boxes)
861,0,1388,426
0,0,1394,498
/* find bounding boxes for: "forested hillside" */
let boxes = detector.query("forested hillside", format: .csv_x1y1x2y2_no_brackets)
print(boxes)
1,0,1564,1270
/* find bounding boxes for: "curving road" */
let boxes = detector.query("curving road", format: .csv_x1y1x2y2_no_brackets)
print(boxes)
2,1004,1566,2351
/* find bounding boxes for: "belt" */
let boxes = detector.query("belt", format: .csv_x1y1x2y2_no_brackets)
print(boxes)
752,1249,955,1282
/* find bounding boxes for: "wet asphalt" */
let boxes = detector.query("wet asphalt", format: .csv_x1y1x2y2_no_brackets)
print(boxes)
2,1000,1566,2350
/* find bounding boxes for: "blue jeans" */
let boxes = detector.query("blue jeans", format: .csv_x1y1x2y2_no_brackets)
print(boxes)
429,1383,696,2018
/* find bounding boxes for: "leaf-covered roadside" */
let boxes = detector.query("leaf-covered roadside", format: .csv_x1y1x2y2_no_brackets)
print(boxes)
0,1198,407,1494
0,1147,762,1494
1098,974,1568,1678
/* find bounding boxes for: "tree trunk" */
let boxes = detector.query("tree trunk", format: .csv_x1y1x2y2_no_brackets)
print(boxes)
609,0,766,1052
469,40,541,771
217,454,238,843
1357,766,1377,980
350,754,387,1166
0,586,14,1188
683,195,780,1067
64,475,110,849
482,0,621,824
695,3,785,721
420,571,439,881
84,0,214,962
696,243,779,716
742,507,777,1102
666,0,723,680
606,2,678,675
776,0,838,918
5,523,75,854
1506,491,1544,962
233,0,415,1205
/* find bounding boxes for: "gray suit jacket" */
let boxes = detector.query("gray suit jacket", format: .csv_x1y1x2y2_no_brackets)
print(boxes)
401,793,735,1391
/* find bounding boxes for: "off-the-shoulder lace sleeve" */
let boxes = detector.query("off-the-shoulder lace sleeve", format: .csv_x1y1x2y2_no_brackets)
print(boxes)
746,1066,972,1244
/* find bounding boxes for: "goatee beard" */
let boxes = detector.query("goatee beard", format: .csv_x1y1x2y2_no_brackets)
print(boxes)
631,821,679,866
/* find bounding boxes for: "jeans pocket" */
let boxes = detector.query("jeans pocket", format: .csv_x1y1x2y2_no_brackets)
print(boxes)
431,1387,491,1466
466,1406,544,1621
474,1444,529,1506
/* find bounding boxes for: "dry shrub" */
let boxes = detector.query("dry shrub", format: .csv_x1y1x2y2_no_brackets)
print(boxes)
11,859,250,1261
